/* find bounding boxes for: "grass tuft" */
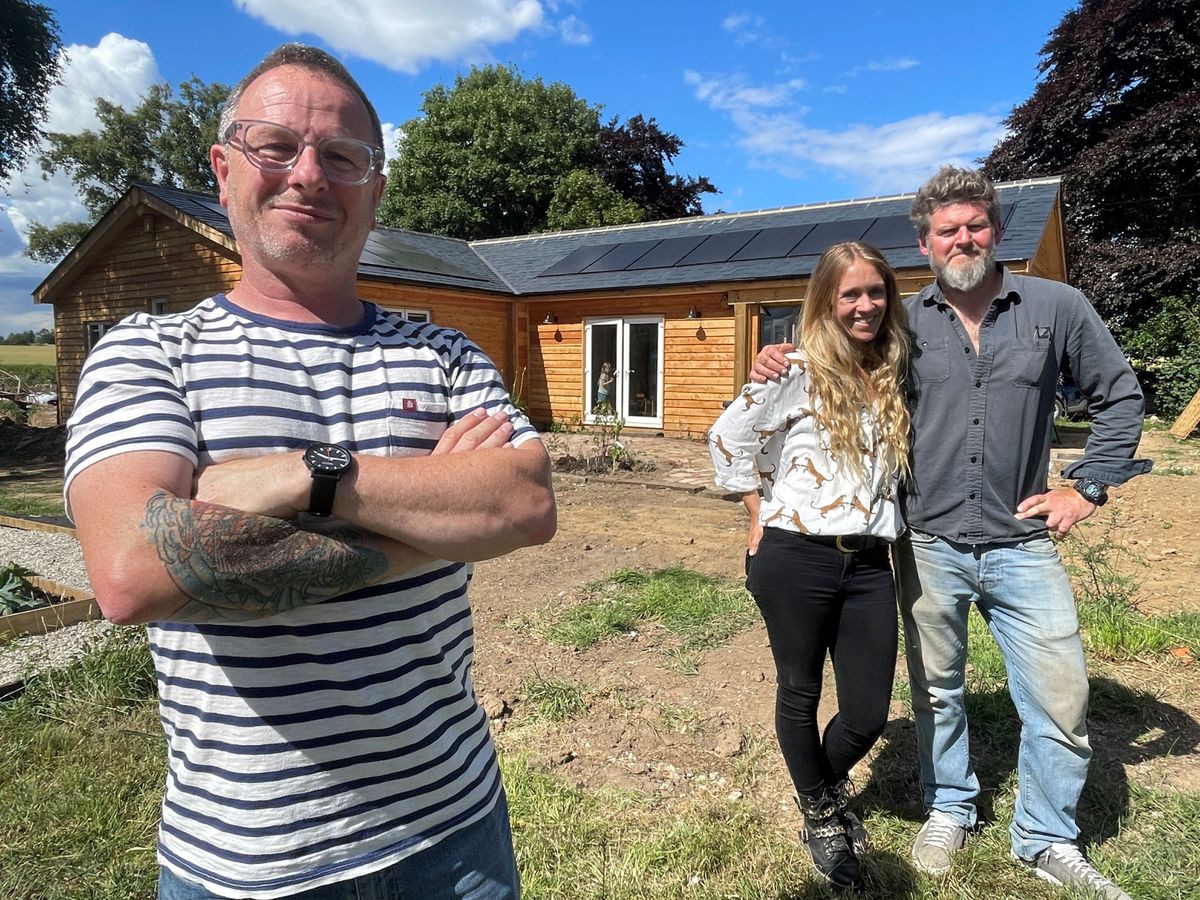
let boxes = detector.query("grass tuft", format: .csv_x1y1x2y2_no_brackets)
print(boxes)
545,566,758,671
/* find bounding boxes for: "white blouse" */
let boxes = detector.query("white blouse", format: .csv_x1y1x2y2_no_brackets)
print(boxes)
708,353,902,540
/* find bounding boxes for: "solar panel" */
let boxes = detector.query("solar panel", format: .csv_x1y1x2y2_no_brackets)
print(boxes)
583,239,661,272
677,230,757,266
861,215,917,249
729,224,816,261
364,234,486,281
538,243,620,277
625,235,707,270
788,218,874,256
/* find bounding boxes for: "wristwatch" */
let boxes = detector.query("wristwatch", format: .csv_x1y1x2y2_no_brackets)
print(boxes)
1072,478,1108,507
302,442,352,517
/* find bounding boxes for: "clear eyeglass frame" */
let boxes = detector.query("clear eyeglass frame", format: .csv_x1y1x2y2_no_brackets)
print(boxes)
223,119,383,186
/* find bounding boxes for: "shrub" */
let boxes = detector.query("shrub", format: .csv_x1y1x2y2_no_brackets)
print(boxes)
1124,296,1200,419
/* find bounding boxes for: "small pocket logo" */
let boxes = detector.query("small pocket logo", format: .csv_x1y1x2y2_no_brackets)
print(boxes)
402,398,418,412
1036,326,1052,339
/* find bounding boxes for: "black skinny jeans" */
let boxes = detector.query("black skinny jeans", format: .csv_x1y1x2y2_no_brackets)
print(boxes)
746,527,898,797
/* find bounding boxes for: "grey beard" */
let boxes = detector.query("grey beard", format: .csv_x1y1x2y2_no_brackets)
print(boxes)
935,249,993,292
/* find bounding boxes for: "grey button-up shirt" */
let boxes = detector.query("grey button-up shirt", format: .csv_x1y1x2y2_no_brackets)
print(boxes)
903,266,1152,544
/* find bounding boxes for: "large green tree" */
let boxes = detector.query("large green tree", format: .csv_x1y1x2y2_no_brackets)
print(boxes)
379,65,716,240
0,0,63,183
982,0,1200,331
26,76,229,261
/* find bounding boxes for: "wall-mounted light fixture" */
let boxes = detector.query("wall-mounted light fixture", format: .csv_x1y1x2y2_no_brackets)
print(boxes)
543,313,558,325
687,307,702,320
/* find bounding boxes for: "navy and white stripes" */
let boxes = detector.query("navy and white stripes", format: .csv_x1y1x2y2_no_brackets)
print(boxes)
65,295,535,897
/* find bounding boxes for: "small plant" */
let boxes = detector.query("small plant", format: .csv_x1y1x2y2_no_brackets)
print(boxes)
589,404,628,474
0,562,50,616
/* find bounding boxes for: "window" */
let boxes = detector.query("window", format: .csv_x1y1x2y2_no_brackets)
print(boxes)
397,308,430,323
150,299,169,315
86,321,114,353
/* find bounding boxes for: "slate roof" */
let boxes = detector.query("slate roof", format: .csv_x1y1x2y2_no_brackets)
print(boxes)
132,178,1062,298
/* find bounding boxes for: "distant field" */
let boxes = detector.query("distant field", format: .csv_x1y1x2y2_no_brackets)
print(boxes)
0,345,55,366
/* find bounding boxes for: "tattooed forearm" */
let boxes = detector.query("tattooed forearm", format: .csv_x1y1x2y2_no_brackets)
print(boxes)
141,490,389,621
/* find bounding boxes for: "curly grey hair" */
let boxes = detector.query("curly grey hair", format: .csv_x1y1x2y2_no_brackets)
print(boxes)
909,165,1001,241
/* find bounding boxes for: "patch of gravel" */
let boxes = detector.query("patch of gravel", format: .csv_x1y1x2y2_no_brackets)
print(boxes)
1,524,110,689
0,525,90,591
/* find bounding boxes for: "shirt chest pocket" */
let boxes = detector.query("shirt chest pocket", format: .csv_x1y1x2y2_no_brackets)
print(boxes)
911,339,950,384
387,396,450,455
1008,338,1054,389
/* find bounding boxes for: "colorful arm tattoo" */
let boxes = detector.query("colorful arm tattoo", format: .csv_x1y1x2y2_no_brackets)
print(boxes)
142,490,389,622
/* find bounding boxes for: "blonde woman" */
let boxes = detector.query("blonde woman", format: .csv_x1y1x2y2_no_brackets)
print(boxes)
709,241,910,891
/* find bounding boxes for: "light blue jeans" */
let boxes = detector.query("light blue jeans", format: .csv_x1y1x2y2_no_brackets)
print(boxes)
158,791,519,899
894,529,1092,860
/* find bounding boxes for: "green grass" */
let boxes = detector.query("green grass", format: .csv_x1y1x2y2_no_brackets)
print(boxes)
0,346,55,367
544,566,759,672
0,627,161,900
523,675,588,721
0,482,65,518
2,567,1198,898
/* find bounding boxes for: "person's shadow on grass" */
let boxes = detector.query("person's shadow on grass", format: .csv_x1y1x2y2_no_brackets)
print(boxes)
845,675,1198,898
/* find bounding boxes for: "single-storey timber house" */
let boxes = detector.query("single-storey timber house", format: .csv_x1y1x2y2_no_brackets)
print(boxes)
34,177,1067,437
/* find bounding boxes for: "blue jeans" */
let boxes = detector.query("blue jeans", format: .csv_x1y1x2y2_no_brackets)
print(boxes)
158,792,520,899
894,530,1091,860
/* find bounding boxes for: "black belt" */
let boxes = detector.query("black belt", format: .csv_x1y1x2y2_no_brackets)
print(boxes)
802,534,887,553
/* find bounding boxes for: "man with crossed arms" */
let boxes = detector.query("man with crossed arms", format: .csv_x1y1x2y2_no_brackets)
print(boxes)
66,44,555,899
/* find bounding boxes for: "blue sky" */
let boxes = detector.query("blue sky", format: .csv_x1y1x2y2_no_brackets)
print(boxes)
0,0,1078,335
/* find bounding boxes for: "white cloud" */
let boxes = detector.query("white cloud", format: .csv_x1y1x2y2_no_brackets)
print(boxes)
0,34,162,335
844,57,919,78
234,0,546,73
687,69,1005,195
47,34,161,132
722,12,766,46
557,15,592,45
684,70,805,112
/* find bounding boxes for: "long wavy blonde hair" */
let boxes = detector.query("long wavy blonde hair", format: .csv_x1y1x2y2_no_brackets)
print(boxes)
800,241,910,480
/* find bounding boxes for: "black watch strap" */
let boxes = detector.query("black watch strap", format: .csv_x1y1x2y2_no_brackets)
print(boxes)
1073,478,1108,506
308,472,340,517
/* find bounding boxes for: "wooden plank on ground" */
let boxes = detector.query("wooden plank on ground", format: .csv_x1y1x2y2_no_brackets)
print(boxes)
1169,385,1200,439
0,515,76,537
0,576,98,639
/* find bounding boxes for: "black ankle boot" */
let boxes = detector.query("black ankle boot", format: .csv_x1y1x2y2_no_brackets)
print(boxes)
795,789,862,891
830,778,870,855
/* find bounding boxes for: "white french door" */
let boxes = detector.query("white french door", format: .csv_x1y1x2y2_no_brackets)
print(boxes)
584,317,664,428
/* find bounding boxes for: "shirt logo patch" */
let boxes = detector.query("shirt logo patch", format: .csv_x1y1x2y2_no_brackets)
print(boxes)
402,398,418,412
1036,326,1052,339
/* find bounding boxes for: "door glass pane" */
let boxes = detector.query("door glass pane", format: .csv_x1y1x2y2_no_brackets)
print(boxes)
759,305,801,349
590,324,618,413
626,322,659,418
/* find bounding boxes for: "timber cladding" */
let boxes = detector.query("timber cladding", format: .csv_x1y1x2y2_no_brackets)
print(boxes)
524,290,734,438
356,281,516,386
51,214,240,420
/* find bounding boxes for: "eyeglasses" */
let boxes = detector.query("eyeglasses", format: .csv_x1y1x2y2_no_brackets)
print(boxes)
222,119,384,186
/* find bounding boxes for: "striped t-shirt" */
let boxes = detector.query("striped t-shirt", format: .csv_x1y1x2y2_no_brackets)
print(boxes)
64,294,538,898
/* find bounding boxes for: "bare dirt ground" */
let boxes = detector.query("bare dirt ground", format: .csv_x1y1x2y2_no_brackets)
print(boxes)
466,426,1200,816
2,418,1198,820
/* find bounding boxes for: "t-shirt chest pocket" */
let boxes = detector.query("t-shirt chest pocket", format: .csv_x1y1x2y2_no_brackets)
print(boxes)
388,394,450,454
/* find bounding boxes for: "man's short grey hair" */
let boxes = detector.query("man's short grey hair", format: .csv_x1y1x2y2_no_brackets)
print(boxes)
909,165,1001,241
217,43,384,152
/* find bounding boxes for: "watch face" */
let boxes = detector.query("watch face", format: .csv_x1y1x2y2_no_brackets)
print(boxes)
1076,480,1104,502
305,443,351,472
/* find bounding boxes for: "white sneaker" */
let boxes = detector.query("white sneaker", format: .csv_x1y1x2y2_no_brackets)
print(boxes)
1015,843,1132,900
911,810,967,875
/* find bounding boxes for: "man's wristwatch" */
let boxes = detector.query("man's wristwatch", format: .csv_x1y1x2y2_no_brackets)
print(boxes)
1072,478,1108,507
302,443,352,517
